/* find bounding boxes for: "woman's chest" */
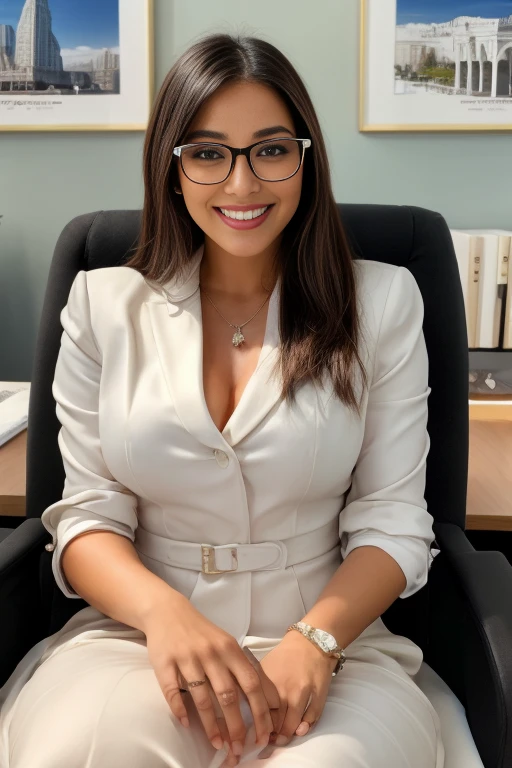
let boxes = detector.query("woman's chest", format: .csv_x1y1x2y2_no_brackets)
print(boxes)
98,357,365,517
201,295,270,434
93,293,369,513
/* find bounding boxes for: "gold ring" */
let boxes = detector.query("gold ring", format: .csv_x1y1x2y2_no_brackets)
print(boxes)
187,678,207,688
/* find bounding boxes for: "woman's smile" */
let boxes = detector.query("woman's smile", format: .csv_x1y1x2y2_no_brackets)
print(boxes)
213,203,275,230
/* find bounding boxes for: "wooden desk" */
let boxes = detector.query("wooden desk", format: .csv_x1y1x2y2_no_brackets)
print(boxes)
0,406,511,530
467,401,512,531
0,429,26,517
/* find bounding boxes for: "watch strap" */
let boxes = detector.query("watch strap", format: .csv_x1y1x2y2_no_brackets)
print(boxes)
287,621,346,676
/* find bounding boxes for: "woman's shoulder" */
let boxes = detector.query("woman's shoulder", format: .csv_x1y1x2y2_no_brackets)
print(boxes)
85,265,147,292
352,259,400,322
352,259,423,347
82,265,162,310
66,267,162,344
352,258,420,302
352,258,399,292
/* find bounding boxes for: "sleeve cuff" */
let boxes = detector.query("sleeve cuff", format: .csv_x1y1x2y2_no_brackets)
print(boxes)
43,509,136,599
340,532,440,599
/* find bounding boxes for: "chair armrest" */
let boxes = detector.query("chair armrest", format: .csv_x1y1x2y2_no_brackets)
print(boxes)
0,518,48,687
427,522,512,768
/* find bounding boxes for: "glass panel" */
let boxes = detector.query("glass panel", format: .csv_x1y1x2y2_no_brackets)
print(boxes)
181,143,231,183
251,139,301,181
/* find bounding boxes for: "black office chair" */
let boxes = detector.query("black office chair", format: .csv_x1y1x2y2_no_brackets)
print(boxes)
1,205,511,768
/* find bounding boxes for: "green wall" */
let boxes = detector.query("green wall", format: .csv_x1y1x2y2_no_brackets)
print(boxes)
2,0,512,380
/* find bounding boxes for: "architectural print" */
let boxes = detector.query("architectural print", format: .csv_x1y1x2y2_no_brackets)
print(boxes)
0,0,120,95
360,0,512,131
395,13,512,98
0,0,152,131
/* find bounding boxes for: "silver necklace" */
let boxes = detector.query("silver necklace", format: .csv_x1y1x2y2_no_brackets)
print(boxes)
200,284,271,347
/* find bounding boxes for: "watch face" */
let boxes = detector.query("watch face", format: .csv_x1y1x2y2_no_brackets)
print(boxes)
314,629,337,653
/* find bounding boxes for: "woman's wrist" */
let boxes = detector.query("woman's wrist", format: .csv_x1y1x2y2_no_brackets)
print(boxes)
281,627,339,670
140,585,189,634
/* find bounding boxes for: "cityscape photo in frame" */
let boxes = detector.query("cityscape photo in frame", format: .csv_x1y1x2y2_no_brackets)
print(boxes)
0,0,154,131
360,0,512,131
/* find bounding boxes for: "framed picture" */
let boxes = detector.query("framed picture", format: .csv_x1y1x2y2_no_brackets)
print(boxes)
0,0,154,132
360,0,512,131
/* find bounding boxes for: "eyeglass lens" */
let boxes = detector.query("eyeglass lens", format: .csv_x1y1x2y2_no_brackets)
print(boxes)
180,139,302,183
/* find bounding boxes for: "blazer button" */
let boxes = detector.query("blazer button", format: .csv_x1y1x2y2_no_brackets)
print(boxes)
45,543,55,552
213,449,230,468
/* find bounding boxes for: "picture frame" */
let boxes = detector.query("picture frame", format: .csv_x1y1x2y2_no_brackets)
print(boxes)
360,0,512,132
0,0,154,132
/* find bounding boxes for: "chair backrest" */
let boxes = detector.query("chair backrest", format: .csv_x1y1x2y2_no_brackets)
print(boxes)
28,205,469,641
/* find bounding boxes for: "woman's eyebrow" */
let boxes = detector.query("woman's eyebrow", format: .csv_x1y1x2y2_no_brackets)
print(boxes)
184,125,294,142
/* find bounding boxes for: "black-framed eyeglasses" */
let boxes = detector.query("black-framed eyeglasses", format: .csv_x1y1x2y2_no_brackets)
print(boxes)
172,137,312,185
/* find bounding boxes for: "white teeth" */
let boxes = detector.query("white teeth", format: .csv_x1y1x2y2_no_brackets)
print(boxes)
219,206,269,221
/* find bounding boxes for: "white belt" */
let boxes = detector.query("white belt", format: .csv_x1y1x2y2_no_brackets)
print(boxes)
135,518,340,575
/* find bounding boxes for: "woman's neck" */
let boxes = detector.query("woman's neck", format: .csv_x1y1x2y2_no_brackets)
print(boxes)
200,238,279,300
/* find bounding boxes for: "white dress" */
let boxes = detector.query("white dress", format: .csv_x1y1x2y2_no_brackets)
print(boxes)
0,247,443,767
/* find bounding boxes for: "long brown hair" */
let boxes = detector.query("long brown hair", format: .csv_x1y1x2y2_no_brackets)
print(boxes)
125,33,368,414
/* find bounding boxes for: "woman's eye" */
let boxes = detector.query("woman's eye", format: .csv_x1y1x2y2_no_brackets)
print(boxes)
194,149,222,160
258,144,288,157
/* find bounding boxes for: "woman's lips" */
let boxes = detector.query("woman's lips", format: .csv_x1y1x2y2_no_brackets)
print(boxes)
213,205,274,230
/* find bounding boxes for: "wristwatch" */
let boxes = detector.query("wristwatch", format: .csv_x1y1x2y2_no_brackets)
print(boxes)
287,621,346,676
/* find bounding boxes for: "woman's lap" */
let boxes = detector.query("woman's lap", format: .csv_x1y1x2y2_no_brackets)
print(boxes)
5,636,444,768
6,638,216,768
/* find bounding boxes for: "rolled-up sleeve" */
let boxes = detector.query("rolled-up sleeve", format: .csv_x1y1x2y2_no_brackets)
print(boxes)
41,270,138,598
339,265,439,599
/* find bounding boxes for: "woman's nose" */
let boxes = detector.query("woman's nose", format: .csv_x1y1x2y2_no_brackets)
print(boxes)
223,154,261,196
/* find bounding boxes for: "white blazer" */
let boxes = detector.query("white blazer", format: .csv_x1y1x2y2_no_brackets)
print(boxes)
41,246,437,644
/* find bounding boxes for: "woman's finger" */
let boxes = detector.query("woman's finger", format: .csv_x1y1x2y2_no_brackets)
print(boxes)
227,652,275,747
216,717,241,768
276,689,313,745
294,694,322,737
178,662,225,751
267,692,287,743
203,662,248,755
241,647,260,666
268,700,287,742
157,665,189,725
240,647,279,742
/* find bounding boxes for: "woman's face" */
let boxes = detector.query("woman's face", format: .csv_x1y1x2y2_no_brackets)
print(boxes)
176,80,304,260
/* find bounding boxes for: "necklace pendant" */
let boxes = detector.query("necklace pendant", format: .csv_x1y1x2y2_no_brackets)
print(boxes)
232,328,245,347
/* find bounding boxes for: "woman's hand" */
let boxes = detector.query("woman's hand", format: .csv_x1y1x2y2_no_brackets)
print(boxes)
258,629,339,747
142,592,278,758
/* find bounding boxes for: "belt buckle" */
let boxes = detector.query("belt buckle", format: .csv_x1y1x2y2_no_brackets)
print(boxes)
201,544,238,574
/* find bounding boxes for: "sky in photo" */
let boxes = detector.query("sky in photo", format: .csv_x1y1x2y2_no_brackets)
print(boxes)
0,0,119,48
397,0,512,25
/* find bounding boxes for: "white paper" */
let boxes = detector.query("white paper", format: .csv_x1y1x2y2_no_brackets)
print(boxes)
0,382,30,447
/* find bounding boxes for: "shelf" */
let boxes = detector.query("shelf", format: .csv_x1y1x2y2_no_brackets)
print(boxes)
469,400,512,421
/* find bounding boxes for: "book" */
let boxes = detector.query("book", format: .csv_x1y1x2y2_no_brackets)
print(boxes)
459,230,511,348
503,236,512,349
450,230,481,348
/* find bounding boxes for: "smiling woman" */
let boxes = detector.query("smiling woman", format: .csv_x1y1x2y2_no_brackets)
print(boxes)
173,82,311,257
0,31,442,768
158,77,318,427
126,36,369,416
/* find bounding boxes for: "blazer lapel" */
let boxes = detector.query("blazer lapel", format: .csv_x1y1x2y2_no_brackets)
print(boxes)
222,281,281,447
144,246,284,450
